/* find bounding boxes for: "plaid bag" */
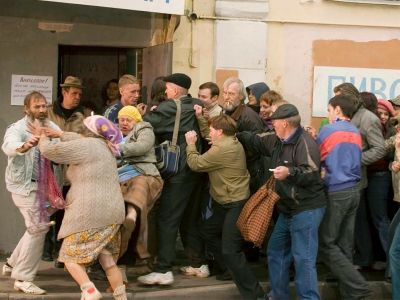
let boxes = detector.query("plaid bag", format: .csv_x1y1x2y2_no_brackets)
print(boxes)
236,176,279,247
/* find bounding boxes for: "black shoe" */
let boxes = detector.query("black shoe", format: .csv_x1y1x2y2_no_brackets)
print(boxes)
41,254,53,262
54,260,64,268
216,270,232,281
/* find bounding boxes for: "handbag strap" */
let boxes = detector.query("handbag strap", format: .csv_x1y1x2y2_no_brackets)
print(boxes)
172,99,181,147
265,175,276,190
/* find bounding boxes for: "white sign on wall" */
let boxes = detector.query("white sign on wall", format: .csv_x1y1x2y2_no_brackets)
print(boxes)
40,0,185,15
312,66,400,117
11,75,53,106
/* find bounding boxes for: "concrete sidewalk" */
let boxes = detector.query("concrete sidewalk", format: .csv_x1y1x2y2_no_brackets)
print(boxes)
0,261,393,299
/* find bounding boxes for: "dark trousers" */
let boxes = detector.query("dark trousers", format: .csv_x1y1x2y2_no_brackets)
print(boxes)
201,199,264,300
366,171,391,254
180,178,209,267
154,178,199,273
319,187,370,299
353,189,374,266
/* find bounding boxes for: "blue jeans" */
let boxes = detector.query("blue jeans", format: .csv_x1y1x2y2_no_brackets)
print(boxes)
390,221,400,299
387,209,400,279
267,207,325,300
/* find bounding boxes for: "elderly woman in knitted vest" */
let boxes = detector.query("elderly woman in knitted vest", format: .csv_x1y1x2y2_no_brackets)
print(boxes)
37,116,127,300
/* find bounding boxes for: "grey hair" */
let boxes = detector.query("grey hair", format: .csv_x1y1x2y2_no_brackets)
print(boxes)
223,77,247,102
176,85,188,96
286,114,301,128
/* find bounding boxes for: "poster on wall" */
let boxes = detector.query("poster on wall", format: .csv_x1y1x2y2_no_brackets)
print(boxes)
11,75,53,106
312,66,400,117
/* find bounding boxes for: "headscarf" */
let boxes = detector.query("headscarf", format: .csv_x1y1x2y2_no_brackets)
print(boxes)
83,115,123,156
118,105,143,122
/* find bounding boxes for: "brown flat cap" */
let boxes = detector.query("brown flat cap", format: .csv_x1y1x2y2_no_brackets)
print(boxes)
60,76,84,89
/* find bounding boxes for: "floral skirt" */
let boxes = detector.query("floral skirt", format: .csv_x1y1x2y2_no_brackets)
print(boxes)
58,224,121,266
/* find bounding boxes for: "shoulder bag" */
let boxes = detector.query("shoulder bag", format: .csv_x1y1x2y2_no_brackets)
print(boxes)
154,100,181,179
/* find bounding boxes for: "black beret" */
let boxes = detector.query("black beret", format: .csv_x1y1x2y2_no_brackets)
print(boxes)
270,104,299,120
164,73,191,90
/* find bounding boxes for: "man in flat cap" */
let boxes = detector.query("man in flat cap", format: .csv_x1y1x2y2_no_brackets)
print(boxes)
45,76,92,267
138,73,205,285
237,104,326,300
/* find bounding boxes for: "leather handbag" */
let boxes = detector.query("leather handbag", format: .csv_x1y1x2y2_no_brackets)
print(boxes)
154,100,181,179
236,176,279,247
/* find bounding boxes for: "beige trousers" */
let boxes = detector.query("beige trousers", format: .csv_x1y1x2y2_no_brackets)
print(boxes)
7,192,47,282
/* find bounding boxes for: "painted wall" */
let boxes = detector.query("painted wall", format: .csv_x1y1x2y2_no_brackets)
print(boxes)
0,4,152,253
267,0,400,127
172,0,269,96
171,0,216,95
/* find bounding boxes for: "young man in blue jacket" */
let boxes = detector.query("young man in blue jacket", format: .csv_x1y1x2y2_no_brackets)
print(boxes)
317,94,371,299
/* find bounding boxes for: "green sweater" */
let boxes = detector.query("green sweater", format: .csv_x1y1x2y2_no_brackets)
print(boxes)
186,135,250,204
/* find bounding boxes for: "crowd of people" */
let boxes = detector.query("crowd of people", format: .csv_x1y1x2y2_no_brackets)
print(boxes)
2,72,400,300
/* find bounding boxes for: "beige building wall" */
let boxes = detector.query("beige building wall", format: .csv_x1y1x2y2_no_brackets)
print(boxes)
172,0,216,95
172,0,269,96
267,0,400,127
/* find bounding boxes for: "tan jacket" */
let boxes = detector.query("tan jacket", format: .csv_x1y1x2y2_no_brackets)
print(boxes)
47,102,92,185
186,135,250,204
47,103,92,132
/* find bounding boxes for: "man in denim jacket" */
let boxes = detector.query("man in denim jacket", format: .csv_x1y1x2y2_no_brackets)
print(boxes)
2,91,60,295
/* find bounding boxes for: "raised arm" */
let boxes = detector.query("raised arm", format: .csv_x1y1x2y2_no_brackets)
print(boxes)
236,131,276,157
2,123,35,157
39,134,91,165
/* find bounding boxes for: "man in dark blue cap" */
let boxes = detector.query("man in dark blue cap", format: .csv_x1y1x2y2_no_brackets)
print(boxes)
138,73,205,285
237,103,326,300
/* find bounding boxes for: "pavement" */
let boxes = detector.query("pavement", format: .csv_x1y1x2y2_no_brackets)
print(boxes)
0,258,393,299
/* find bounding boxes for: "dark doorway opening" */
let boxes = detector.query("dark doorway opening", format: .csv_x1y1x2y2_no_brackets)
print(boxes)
58,45,142,114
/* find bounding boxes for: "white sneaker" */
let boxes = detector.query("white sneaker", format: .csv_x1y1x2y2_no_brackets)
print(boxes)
2,264,12,276
14,280,46,295
137,271,174,285
372,261,387,271
180,264,210,278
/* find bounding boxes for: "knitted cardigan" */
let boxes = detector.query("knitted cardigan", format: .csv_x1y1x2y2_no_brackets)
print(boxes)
39,132,125,239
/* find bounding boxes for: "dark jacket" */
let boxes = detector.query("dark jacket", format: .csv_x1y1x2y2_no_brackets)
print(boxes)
238,127,326,215
226,104,266,193
143,96,203,182
226,104,264,134
246,82,269,113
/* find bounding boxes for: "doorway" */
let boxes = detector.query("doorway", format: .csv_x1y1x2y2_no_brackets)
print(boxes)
58,45,142,113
